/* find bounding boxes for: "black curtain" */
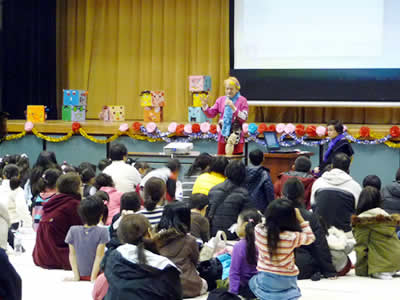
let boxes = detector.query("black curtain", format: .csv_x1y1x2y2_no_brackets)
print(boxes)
2,0,56,119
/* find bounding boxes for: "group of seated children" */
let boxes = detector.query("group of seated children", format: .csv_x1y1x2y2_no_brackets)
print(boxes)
3,143,400,300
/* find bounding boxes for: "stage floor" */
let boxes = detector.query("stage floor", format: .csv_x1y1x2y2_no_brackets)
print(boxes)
6,120,398,137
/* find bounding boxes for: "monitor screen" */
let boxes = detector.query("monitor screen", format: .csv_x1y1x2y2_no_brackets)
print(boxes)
264,132,280,150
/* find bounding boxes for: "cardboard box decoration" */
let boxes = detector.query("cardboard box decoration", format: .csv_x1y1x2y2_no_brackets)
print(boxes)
189,75,211,92
140,91,152,107
63,89,88,106
27,105,46,123
144,106,163,122
188,107,212,123
100,105,125,121
150,91,165,107
62,105,86,122
192,92,208,107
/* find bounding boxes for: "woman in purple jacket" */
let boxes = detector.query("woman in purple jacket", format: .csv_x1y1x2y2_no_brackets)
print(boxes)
201,77,249,155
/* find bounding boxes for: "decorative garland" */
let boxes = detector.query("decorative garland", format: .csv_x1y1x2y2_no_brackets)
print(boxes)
4,121,400,148
5,131,26,141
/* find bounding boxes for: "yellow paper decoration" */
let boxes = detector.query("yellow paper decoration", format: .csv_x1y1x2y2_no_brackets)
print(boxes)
78,128,122,144
5,131,26,141
32,128,73,142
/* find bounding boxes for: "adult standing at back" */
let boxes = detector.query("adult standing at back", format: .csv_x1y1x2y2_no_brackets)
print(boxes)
103,143,141,193
201,77,248,155
316,120,354,175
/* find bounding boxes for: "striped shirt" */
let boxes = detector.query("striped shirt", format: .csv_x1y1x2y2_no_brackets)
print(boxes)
182,174,201,202
254,221,315,276
137,206,164,227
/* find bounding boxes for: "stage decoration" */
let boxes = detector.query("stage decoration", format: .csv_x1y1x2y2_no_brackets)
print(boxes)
306,125,317,137
184,124,192,134
316,126,326,137
132,121,142,132
32,128,73,143
295,124,305,137
168,122,177,133
192,123,201,134
5,131,26,141
200,122,210,133
176,124,185,135
242,123,248,135
145,122,157,133
78,128,122,144
248,123,258,134
284,123,295,134
24,121,34,132
3,121,400,148
359,126,370,138
390,126,400,138
119,123,129,132
210,124,217,134
257,123,267,134
72,122,81,133
276,123,285,134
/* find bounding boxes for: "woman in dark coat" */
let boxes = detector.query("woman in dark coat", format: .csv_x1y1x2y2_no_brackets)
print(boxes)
33,173,83,270
317,120,354,175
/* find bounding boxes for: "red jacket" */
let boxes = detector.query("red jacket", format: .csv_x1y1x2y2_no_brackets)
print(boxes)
33,193,82,270
274,171,316,209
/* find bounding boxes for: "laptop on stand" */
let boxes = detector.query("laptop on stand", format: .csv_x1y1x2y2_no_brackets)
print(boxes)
264,131,299,154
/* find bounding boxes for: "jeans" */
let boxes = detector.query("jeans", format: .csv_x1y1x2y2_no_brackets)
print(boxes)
249,271,301,300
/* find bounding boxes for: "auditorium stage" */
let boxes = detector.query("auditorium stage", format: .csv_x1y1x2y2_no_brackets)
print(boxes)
6,119,398,136
2,120,400,187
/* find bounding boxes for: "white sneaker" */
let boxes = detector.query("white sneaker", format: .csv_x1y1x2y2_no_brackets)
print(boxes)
372,272,394,280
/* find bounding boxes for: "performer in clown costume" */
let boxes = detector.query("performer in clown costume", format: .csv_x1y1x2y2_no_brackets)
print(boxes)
201,77,249,155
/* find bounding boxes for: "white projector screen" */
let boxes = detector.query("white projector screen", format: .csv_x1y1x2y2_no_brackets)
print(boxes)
234,0,400,69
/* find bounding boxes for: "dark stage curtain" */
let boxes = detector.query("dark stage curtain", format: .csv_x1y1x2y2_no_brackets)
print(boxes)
2,0,56,119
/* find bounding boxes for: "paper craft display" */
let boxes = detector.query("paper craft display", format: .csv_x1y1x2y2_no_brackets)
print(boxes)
188,107,212,123
62,105,86,122
189,75,211,92
140,91,152,107
100,105,125,121
27,105,46,123
192,92,208,107
144,106,163,122
150,91,165,107
63,90,88,106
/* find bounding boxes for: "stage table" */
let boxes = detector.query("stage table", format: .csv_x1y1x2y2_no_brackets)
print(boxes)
128,151,246,165
262,151,314,183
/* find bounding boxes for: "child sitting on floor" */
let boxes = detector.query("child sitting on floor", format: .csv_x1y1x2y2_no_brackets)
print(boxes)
0,164,32,230
229,208,261,298
32,168,62,231
96,214,181,300
94,173,122,225
189,193,210,243
250,198,315,300
154,202,207,298
65,195,110,282
81,168,96,197
108,192,141,250
352,186,400,280
137,178,166,227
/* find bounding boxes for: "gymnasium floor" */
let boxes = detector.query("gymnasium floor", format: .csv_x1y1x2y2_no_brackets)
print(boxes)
10,229,398,300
